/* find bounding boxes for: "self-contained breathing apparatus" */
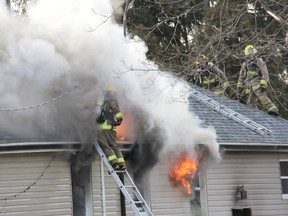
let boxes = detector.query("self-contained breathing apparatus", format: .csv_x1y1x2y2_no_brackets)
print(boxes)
243,59,261,80
96,99,122,129
195,62,219,88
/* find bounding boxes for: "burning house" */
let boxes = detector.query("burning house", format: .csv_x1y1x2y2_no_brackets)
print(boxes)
188,86,288,216
1,1,288,216
1,83,288,216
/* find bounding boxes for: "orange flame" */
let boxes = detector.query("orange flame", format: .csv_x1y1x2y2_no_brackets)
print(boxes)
116,111,136,142
117,124,126,141
169,154,199,194
116,120,128,141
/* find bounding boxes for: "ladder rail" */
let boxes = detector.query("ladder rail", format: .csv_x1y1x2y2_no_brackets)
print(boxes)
186,85,272,135
93,141,153,216
122,170,152,214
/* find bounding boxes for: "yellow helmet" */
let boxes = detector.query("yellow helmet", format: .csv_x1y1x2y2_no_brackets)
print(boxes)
196,54,207,65
105,84,116,92
244,45,257,56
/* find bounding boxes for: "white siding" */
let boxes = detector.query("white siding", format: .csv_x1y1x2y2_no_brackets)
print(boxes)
0,153,72,216
91,158,134,216
206,153,288,216
149,155,193,216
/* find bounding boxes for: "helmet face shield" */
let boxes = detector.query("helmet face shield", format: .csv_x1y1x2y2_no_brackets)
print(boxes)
105,84,116,92
196,59,202,65
196,54,207,65
244,45,257,56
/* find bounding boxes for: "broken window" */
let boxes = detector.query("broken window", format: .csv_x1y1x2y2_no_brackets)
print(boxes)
279,160,288,199
190,175,201,216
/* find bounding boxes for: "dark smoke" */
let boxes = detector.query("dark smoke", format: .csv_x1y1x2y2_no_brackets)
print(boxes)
125,109,165,177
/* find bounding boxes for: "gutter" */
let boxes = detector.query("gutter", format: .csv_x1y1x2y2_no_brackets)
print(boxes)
0,141,81,154
0,141,81,147
0,148,78,154
220,142,288,152
0,141,135,154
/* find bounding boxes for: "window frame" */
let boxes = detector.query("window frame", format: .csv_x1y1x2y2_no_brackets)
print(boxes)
279,159,288,199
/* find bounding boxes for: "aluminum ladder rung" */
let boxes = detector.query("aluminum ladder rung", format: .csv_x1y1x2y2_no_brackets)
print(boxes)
94,141,153,216
185,85,272,135
124,185,135,189
115,170,125,173
227,113,238,117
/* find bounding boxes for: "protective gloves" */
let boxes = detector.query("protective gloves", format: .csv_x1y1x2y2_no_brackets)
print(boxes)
223,81,230,88
260,80,268,90
116,117,123,126
236,82,243,98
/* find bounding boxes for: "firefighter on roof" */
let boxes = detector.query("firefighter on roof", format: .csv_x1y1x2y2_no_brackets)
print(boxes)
192,54,229,95
237,45,279,116
96,84,126,170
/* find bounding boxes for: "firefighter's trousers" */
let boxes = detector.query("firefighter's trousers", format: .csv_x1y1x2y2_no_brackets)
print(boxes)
244,88,276,111
97,129,125,167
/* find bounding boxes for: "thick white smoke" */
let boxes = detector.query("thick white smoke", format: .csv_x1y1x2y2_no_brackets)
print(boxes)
0,0,219,159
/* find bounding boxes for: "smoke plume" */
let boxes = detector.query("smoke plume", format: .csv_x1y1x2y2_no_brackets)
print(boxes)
0,0,220,165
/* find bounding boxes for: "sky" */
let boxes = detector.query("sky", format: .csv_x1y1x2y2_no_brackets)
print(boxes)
0,0,220,161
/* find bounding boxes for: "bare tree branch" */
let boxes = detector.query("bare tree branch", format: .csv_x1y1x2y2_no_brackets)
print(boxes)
256,0,288,30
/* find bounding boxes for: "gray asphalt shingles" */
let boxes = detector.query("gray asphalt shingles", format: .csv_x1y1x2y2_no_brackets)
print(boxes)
0,84,287,145
188,85,288,144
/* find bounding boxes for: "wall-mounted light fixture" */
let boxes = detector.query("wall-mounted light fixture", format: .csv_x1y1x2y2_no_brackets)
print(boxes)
237,185,247,199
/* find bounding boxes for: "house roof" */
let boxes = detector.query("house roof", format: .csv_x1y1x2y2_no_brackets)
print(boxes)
0,129,132,153
0,130,81,152
0,84,287,151
187,85,288,146
0,130,73,144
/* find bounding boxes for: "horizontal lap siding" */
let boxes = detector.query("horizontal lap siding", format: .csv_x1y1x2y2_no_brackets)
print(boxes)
206,153,288,216
0,153,72,216
92,158,133,216
150,157,193,216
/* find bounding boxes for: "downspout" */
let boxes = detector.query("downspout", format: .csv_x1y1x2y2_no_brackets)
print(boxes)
85,165,93,216
200,153,209,216
101,160,106,216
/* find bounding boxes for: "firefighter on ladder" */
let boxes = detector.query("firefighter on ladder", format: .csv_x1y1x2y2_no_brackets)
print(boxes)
192,54,229,95
95,84,126,171
237,45,279,116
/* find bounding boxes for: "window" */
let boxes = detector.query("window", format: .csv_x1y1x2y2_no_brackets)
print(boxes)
190,175,201,216
232,208,252,216
279,160,288,199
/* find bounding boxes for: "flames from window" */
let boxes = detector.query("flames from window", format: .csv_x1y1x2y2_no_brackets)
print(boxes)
116,112,130,141
169,153,199,195
116,111,136,142
116,122,127,141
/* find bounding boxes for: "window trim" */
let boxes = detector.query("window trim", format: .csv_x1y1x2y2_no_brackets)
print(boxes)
279,159,288,200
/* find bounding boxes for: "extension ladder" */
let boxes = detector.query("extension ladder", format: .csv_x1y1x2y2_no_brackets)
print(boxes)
185,84,272,135
93,141,154,216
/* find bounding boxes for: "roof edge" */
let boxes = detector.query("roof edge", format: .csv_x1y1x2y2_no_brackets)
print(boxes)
220,142,288,147
220,142,288,152
0,141,81,147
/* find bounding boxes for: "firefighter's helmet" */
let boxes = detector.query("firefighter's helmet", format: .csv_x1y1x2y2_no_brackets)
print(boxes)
196,54,208,65
105,84,116,92
244,45,257,56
